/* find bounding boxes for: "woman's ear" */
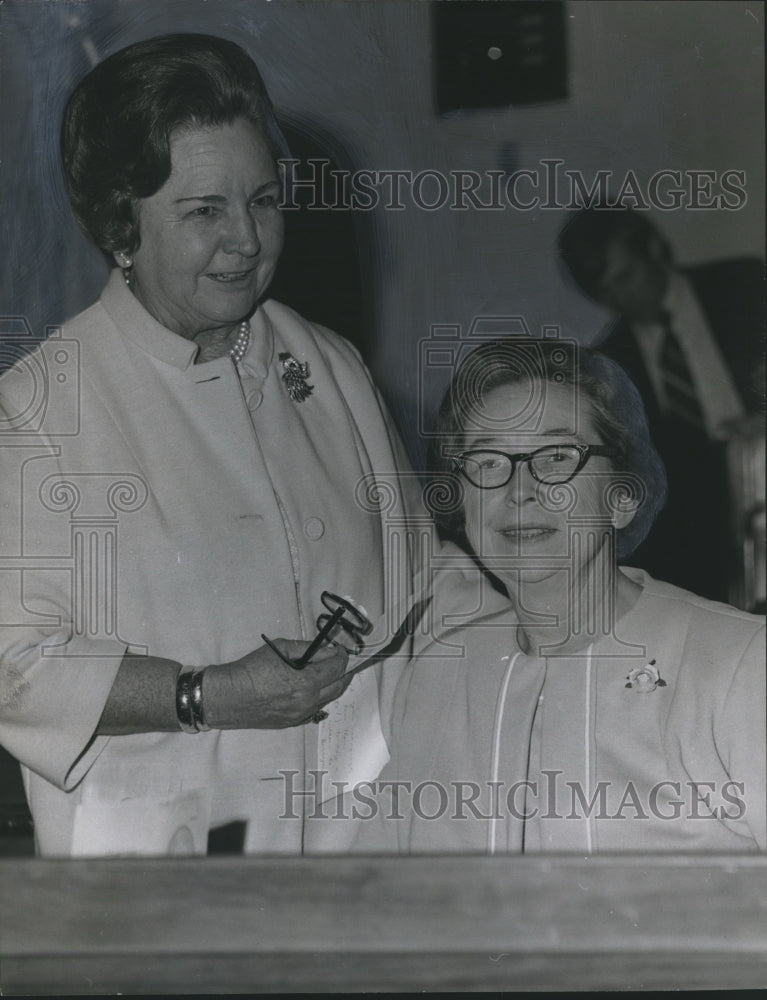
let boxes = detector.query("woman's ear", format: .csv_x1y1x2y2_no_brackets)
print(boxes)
605,474,643,531
613,505,638,531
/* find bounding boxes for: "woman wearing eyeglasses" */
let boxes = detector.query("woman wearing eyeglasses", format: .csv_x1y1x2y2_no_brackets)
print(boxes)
354,339,765,853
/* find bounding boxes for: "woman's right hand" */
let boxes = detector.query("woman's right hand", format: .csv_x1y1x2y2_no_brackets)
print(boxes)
204,639,351,730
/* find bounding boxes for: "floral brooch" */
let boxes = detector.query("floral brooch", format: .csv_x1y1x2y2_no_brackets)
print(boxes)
279,352,314,402
625,659,667,693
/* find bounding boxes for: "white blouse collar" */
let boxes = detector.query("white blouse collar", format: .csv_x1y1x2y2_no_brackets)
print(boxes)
100,267,274,376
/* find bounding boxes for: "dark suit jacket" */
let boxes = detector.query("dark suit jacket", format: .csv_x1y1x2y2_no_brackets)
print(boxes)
595,258,766,601
596,258,765,419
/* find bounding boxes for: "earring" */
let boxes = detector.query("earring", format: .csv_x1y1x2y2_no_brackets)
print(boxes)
115,251,133,286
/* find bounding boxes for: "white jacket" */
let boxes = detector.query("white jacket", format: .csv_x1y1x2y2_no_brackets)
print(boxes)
355,568,765,853
0,269,423,856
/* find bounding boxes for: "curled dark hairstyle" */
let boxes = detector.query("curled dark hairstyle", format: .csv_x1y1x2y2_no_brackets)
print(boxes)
557,205,671,301
61,33,289,262
427,338,667,561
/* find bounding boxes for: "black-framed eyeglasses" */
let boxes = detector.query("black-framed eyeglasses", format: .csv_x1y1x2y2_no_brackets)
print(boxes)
261,591,374,670
452,444,620,489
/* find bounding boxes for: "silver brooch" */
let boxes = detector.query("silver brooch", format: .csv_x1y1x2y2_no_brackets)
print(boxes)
625,659,667,693
279,352,314,402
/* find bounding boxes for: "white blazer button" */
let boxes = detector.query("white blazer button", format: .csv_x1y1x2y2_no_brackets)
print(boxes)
303,517,325,540
246,389,263,409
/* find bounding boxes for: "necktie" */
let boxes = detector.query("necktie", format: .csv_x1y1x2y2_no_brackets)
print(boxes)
659,311,706,431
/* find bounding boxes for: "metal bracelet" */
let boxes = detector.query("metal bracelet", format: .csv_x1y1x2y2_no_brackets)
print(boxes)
189,668,210,733
175,667,198,734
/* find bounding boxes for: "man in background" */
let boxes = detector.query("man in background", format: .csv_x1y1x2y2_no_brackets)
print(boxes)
557,206,765,604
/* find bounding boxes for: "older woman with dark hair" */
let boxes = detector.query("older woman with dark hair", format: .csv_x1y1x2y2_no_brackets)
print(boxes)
0,34,420,856
353,338,765,854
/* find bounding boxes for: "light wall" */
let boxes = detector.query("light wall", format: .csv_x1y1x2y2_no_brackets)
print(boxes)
1,0,763,461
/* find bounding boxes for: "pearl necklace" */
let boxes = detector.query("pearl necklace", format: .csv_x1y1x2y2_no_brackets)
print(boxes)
229,321,250,364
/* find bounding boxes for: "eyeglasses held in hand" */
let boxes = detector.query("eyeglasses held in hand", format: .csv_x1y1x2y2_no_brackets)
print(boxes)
261,590,374,671
452,443,620,490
